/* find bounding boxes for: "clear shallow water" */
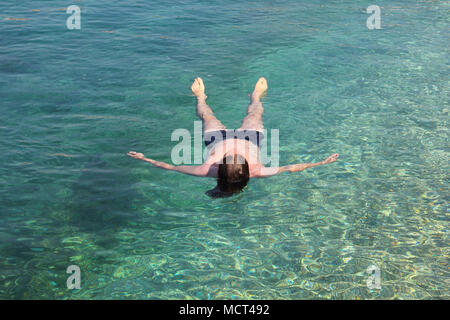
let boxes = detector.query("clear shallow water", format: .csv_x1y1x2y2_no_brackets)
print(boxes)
0,0,448,299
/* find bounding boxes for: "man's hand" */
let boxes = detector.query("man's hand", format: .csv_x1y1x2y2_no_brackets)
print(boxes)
127,151,172,170
127,151,146,160
322,153,339,164
127,151,213,176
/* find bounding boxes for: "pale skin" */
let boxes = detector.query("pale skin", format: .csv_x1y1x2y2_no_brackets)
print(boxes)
128,77,339,178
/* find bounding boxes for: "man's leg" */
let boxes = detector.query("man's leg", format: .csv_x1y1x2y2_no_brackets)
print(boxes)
239,77,267,132
191,77,226,133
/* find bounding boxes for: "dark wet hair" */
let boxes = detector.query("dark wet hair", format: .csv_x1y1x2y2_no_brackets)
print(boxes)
216,154,249,194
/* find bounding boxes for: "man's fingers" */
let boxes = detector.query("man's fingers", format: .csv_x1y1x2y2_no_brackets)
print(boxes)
127,151,143,158
323,153,339,163
329,153,339,162
127,151,145,159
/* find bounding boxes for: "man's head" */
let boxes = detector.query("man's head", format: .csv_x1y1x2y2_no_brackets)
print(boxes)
217,154,249,194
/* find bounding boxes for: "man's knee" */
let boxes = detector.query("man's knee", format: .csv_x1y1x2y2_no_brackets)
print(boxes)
248,105,263,115
198,110,214,119
246,110,263,120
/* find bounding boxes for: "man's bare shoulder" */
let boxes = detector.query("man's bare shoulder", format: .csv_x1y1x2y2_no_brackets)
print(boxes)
250,165,279,178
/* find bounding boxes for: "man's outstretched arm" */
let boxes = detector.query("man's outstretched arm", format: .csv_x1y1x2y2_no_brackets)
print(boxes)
127,151,216,177
255,153,339,178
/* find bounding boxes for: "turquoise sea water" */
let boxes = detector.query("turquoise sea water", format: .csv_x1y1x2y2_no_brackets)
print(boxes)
0,0,448,299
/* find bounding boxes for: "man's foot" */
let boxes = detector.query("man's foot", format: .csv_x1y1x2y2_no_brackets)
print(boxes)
251,77,268,100
191,77,207,100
